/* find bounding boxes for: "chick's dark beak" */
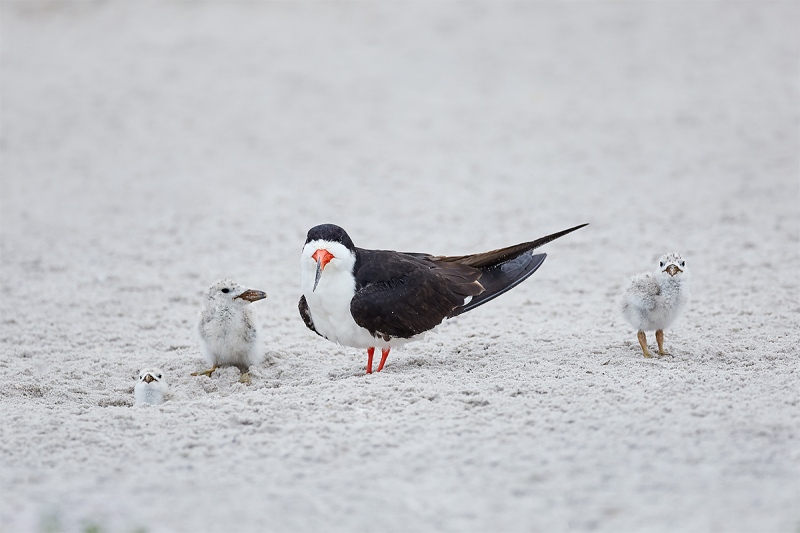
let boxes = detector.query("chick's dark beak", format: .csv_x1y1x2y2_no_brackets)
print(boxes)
235,289,268,302
665,264,682,276
143,374,155,383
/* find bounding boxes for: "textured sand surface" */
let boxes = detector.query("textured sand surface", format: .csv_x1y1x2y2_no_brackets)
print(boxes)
1,2,798,532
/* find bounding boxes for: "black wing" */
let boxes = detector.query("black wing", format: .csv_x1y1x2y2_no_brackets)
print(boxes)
350,250,483,339
442,223,587,317
433,223,587,267
298,295,322,337
350,223,587,338
448,252,547,317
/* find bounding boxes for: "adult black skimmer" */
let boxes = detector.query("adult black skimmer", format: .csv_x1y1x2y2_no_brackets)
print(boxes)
299,223,588,374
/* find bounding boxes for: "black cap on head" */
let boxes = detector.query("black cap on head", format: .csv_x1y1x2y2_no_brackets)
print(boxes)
305,224,356,250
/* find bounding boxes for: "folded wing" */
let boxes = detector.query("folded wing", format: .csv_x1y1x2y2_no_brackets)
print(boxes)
350,223,587,338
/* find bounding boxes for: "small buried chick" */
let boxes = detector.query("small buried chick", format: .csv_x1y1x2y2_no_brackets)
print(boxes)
620,252,689,358
134,368,168,405
192,279,267,383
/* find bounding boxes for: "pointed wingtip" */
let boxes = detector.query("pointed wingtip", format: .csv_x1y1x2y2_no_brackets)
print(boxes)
547,222,590,238
527,223,589,250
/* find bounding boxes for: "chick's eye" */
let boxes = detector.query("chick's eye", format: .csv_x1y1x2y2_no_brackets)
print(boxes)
221,288,230,293
157,374,162,379
660,262,665,268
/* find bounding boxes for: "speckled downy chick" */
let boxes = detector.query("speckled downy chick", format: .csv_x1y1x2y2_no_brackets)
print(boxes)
135,368,168,405
620,253,689,358
192,279,267,383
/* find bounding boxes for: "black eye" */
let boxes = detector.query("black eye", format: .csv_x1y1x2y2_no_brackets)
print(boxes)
680,261,685,267
660,262,664,268
157,374,162,379
221,288,230,293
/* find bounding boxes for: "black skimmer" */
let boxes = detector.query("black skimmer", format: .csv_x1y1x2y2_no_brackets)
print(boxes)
299,223,588,374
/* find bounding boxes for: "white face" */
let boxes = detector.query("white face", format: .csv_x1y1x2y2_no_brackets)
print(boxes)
658,253,686,277
205,279,266,306
206,279,246,303
138,368,164,384
301,240,356,293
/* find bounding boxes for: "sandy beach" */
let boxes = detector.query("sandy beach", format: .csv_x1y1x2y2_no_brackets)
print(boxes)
1,1,798,532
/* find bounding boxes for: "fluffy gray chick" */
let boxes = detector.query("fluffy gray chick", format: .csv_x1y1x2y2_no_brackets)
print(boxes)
193,279,267,383
620,253,689,358
135,368,168,405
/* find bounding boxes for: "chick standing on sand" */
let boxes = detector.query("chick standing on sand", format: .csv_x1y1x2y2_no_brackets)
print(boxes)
620,253,689,358
134,368,168,405
192,279,267,383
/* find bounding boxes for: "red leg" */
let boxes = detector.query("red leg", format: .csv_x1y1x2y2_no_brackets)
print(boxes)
376,348,391,372
366,347,375,374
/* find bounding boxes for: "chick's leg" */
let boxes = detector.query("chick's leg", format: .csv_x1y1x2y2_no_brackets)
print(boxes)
655,329,668,356
231,363,252,384
637,331,653,358
191,364,218,378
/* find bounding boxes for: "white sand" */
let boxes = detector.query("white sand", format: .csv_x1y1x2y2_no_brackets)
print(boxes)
1,2,798,532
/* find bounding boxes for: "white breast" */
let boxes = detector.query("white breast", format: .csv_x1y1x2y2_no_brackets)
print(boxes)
621,272,688,331
134,383,167,405
301,240,407,350
197,306,259,367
